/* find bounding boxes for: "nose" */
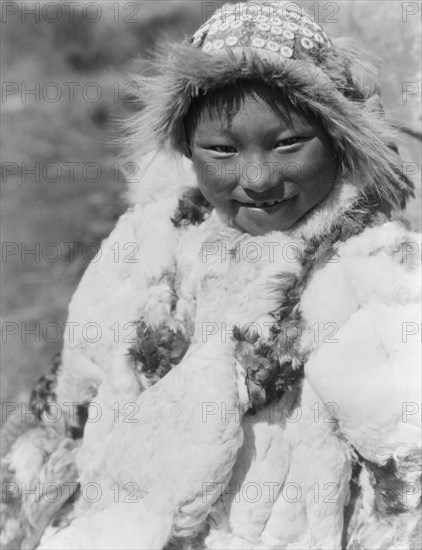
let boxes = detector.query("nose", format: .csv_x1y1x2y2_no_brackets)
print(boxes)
238,155,283,197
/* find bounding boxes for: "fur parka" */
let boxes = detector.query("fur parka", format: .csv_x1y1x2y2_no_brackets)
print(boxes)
1,151,420,550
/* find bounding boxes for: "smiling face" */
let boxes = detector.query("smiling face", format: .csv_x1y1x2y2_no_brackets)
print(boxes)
186,85,338,235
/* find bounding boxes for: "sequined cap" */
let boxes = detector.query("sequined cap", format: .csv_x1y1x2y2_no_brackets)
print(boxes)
191,2,332,61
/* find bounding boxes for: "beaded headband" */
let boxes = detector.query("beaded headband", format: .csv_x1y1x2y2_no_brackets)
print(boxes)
191,2,333,61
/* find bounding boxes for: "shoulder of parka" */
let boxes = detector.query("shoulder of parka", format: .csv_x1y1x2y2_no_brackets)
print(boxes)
55,152,197,409
302,220,421,549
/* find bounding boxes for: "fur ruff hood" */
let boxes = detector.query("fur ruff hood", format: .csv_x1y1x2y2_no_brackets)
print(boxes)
125,39,413,211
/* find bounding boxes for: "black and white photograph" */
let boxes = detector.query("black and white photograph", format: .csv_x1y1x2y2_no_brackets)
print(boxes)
1,1,421,549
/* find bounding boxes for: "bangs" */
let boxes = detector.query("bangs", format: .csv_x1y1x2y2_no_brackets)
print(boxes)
184,81,316,141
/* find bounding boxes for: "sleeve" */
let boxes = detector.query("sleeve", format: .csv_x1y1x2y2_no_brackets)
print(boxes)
305,302,421,465
0,152,197,550
302,223,421,548
303,222,421,466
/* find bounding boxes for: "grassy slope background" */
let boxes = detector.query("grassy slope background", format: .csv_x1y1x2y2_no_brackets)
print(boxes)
1,0,420,405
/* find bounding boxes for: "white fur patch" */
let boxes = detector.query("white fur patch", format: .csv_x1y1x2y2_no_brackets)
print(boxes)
126,151,196,207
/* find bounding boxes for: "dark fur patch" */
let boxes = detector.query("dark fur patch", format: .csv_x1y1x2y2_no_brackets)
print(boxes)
164,524,210,550
128,320,190,385
171,187,213,228
29,352,61,420
366,458,418,515
68,404,89,439
342,457,364,547
28,353,89,439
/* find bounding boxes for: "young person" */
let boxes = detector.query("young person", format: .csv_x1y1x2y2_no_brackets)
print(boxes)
2,3,420,549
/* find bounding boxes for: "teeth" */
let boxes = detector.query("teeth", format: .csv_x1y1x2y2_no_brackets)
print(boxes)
254,200,282,207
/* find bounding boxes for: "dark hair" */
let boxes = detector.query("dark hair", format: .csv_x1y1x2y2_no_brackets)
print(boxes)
184,80,318,145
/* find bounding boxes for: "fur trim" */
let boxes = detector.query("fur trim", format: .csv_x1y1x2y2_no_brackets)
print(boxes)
171,187,213,228
127,178,388,409
28,353,61,421
125,41,413,210
230,188,388,407
128,320,190,385
123,166,394,409
124,150,197,208
27,353,88,441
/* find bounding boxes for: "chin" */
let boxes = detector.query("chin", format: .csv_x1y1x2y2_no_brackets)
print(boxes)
234,219,290,235
234,211,298,236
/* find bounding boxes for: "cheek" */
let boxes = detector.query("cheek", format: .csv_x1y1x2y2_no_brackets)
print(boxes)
295,141,337,196
193,158,235,204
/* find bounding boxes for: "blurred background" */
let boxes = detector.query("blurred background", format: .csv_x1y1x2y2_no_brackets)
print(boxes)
1,0,421,406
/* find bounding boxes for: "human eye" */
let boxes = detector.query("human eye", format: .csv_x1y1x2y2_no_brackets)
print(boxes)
275,136,300,148
208,145,237,154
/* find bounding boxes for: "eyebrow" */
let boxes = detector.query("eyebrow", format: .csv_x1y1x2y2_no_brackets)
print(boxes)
192,124,233,140
193,120,307,143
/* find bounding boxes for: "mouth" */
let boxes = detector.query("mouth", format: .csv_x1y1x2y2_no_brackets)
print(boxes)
236,195,298,210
